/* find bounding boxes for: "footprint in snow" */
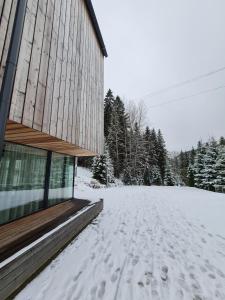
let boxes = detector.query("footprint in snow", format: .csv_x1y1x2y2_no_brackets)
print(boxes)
145,271,153,285
161,265,168,281
104,253,111,264
216,268,225,278
201,237,207,244
132,256,139,266
176,289,184,299
111,268,121,283
138,281,144,287
97,281,106,299
90,286,97,299
208,273,216,279
193,295,203,300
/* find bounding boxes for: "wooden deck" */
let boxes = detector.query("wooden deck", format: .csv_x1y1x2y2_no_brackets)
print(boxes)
0,199,90,262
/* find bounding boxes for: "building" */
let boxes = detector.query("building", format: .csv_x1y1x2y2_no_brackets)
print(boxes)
0,0,107,225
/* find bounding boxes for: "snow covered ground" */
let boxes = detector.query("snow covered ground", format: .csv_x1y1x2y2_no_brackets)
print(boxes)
16,172,225,300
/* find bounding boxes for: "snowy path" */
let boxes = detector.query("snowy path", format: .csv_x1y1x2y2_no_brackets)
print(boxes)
16,187,225,300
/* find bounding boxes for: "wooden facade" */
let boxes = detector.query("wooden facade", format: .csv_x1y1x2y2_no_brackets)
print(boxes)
0,0,106,156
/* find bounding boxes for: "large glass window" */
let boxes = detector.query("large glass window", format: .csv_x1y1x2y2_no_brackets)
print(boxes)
48,153,74,207
0,143,47,225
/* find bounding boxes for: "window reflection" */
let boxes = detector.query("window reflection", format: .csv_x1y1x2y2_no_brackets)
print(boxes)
48,153,74,206
0,143,47,224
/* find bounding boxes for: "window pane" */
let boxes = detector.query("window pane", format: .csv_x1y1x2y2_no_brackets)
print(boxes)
48,153,74,206
0,143,47,224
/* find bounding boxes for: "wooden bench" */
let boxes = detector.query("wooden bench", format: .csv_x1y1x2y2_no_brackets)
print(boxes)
0,199,90,262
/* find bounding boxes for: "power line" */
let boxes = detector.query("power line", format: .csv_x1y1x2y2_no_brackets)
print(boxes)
139,66,225,100
148,84,225,109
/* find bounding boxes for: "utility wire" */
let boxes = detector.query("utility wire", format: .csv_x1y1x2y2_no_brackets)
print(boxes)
139,66,225,100
148,84,225,109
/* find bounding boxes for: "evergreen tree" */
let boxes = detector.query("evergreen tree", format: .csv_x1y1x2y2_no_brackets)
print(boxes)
164,162,176,186
92,143,115,185
104,89,114,138
193,142,206,189
150,165,162,185
157,130,167,184
219,136,225,146
107,96,129,178
143,126,161,185
214,146,225,189
187,164,195,187
179,151,189,185
201,140,217,191
131,122,146,184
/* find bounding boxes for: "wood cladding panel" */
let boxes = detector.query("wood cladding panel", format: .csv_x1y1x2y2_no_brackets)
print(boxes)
0,0,16,91
4,0,104,156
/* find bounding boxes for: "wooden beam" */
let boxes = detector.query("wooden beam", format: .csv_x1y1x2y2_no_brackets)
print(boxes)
5,120,96,157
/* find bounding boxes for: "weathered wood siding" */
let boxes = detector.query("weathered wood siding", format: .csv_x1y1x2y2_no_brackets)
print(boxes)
1,0,104,155
0,0,17,92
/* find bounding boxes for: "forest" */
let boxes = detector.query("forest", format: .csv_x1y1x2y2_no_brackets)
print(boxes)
82,89,225,193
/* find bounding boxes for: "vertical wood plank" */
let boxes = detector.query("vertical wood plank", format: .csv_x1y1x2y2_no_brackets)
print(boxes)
42,0,61,134
56,0,71,139
73,0,82,146
49,0,66,136
67,0,78,143
0,0,12,65
63,0,76,142
33,0,55,130
80,3,88,148
9,0,39,122
0,0,5,24
72,0,81,146
22,0,48,127
0,0,16,91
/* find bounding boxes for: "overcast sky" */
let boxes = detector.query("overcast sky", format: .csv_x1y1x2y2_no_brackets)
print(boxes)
92,0,225,151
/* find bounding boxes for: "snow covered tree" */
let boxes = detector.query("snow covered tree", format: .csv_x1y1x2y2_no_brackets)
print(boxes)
130,122,146,184
151,165,162,185
92,143,115,185
156,130,167,184
219,136,225,146
107,96,129,178
201,140,218,191
193,142,206,188
179,151,189,185
143,126,161,185
187,164,195,187
104,89,114,138
214,146,225,190
164,162,176,186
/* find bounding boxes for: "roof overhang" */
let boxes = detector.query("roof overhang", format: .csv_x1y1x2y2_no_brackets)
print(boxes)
84,0,108,57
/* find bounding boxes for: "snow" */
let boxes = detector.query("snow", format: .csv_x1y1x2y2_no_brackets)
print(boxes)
16,172,225,300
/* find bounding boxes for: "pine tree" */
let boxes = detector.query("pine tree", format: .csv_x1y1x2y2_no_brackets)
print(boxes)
107,96,129,178
201,140,218,191
150,165,162,185
92,143,115,185
143,126,160,185
179,151,189,185
187,164,195,187
214,146,225,190
104,89,114,138
219,136,225,146
157,130,167,184
164,162,176,186
193,142,206,188
131,122,146,184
